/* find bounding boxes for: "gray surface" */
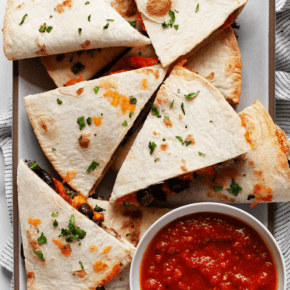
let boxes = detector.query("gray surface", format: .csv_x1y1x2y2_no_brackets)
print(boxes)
17,0,270,288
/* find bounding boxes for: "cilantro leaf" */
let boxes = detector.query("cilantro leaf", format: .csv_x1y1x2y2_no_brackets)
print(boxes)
65,188,78,199
78,28,82,34
150,103,161,118
38,233,47,245
126,233,131,236
176,136,184,145
174,25,179,30
227,179,242,196
163,138,166,141
154,158,160,163
46,26,53,33
35,227,39,233
185,91,200,100
71,62,85,74
86,117,92,125
77,116,86,130
52,148,56,151
57,98,62,105
65,235,79,243
51,213,57,217
130,97,137,104
195,3,199,13
86,161,100,173
79,261,84,269
185,141,191,146
198,152,205,157
79,135,82,140
129,111,134,118
164,116,169,120
19,14,28,25
123,201,130,207
213,186,223,192
106,19,114,21
88,15,91,22
39,23,46,33
210,120,213,123
70,214,75,224
94,86,100,94
29,161,39,170
162,10,177,28
174,9,179,13
103,23,109,29
85,1,90,4
122,120,128,126
33,250,43,260
181,103,186,115
148,141,157,154
53,220,58,227
169,100,174,107
128,21,136,27
178,89,180,93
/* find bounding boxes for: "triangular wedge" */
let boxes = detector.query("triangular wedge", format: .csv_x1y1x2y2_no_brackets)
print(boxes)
18,160,134,289
3,0,150,60
41,0,142,88
134,0,247,66
87,199,170,247
110,65,252,204
107,27,242,104
161,101,290,206
24,66,167,197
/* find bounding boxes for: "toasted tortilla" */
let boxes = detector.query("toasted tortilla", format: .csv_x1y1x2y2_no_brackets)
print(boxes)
3,0,150,60
24,66,167,197
134,0,247,66
87,199,170,247
18,160,134,289
107,27,242,104
110,65,252,204
41,0,141,87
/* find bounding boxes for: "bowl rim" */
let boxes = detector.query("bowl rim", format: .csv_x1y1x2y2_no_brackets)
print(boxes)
130,202,286,290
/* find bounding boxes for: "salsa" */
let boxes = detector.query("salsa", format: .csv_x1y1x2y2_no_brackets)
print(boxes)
140,212,277,290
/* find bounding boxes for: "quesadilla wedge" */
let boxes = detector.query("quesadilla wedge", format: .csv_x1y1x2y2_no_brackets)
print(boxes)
87,199,170,247
41,0,142,88
110,65,252,205
3,0,150,60
24,66,167,197
107,27,242,104
134,0,247,66
18,159,134,290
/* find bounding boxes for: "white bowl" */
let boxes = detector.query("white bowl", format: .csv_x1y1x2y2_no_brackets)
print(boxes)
130,202,286,290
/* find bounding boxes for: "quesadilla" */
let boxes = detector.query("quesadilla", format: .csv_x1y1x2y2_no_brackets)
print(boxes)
3,0,150,60
133,0,247,66
87,199,170,247
18,159,134,289
24,66,167,197
110,65,252,205
107,27,242,104
41,0,142,88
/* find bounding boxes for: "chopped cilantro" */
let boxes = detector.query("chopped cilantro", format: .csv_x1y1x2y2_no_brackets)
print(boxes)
85,1,90,4
94,134,97,136
185,91,200,100
38,233,47,245
94,86,100,94
169,100,174,107
86,117,92,125
66,189,78,199
150,103,161,118
59,214,86,242
164,116,169,120
79,261,84,269
101,113,103,116
88,15,91,22
174,25,179,30
162,9,176,28
213,186,223,192
181,103,185,115
195,3,199,13
243,174,246,177
50,15,53,18
149,141,157,154
130,97,137,104
46,26,53,33
174,9,179,13
78,28,82,34
79,135,82,140
154,158,160,163
129,111,134,118
185,141,191,146
185,126,187,128
52,213,57,217
19,14,28,25
163,138,166,141
198,152,205,157
128,21,136,27
227,179,242,196
94,205,105,212
106,19,114,21
52,148,56,151
178,89,180,93
57,98,62,105
126,233,131,236
103,23,109,29
33,250,43,260
86,161,100,173
35,227,39,233
77,116,86,130
123,201,130,207
66,235,79,243
210,120,213,123
53,220,58,227
78,243,81,245
39,23,46,32
176,136,184,145
122,120,128,126
29,161,39,170
71,62,85,74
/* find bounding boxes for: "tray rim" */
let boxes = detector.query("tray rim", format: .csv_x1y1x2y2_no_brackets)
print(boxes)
12,1,276,288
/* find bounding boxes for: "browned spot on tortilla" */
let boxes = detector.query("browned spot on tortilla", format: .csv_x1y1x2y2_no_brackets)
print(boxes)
146,0,172,17
56,0,73,14
79,133,90,149
135,68,160,79
185,134,195,145
248,161,255,167
178,114,183,120
35,44,47,56
102,246,112,254
141,79,148,90
16,3,24,9
153,131,158,136
156,98,163,105
160,144,167,151
163,118,172,128
74,269,87,278
111,0,137,18
207,188,236,202
27,272,35,283
76,87,84,96
80,40,91,49
93,260,108,273
40,119,47,132
99,79,118,89
181,159,188,172
27,228,39,251
205,72,215,81
121,210,143,247
214,167,241,187
89,244,98,252
254,170,263,178
251,184,273,207
119,277,124,281
100,264,121,285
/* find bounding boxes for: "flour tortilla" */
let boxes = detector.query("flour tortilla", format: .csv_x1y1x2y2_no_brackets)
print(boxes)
3,0,150,60
110,65,252,203
18,159,134,290
107,27,242,104
160,101,290,206
24,66,167,197
134,0,247,66
41,0,142,87
87,199,170,247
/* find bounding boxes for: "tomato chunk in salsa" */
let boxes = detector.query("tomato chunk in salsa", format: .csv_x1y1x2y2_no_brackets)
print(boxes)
140,213,277,290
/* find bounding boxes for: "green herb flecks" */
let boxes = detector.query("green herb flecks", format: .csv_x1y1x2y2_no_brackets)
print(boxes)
129,111,134,118
71,62,85,74
213,186,223,192
19,14,28,25
46,26,53,33
195,3,199,13
128,21,136,27
52,148,56,151
86,117,92,125
150,103,161,118
154,158,160,163
162,10,177,28
126,233,131,236
33,250,43,260
163,138,166,141
77,116,86,130
210,120,213,123
164,116,169,120
53,220,58,227
57,98,62,105
88,15,91,22
185,141,191,146
79,135,82,140
85,1,90,4
29,161,39,170
39,23,46,32
94,86,100,94
123,201,130,207
198,152,205,157
174,25,179,30
176,136,184,145
185,91,200,100
78,28,82,35
227,179,242,197
169,100,174,107
79,261,84,269
130,97,137,105
149,141,157,154
181,103,185,115
38,233,47,245
86,161,100,173
103,23,109,29
59,214,86,242
106,19,114,21
122,120,128,126
52,213,57,217
35,227,39,233
65,189,79,199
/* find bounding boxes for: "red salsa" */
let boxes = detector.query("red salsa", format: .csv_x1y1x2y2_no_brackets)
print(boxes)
140,213,277,290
